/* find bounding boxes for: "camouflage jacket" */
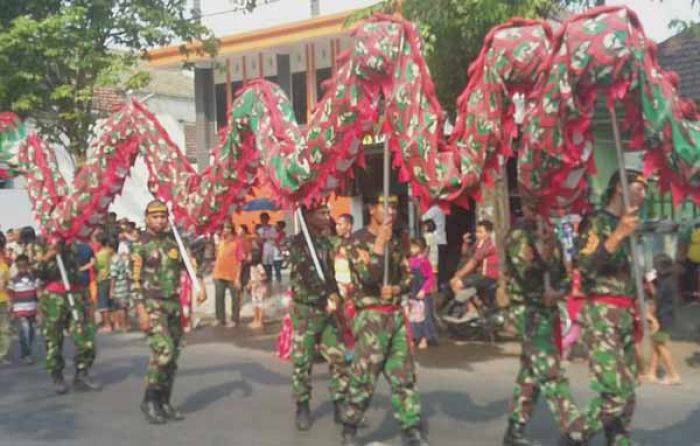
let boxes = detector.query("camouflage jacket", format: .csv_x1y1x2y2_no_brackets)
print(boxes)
35,242,81,286
505,219,567,306
289,232,338,306
576,209,635,297
344,228,411,309
132,231,185,301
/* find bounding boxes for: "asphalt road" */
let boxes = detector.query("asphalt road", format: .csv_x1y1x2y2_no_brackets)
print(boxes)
2,322,700,446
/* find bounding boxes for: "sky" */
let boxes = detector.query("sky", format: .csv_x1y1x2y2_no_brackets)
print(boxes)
197,0,699,44
608,0,699,42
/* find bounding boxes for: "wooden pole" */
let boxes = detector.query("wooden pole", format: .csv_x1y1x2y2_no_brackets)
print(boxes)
610,106,649,347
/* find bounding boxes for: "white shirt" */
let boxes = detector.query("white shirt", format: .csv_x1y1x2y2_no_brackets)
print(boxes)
422,205,446,245
257,225,277,265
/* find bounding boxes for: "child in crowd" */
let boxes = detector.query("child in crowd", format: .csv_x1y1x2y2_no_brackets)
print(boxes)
641,255,682,385
248,251,268,329
109,242,131,332
95,235,114,332
408,237,438,349
8,255,38,365
0,232,11,365
421,219,439,274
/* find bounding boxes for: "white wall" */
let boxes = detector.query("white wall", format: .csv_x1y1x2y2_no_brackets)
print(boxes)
1,105,191,232
199,0,379,37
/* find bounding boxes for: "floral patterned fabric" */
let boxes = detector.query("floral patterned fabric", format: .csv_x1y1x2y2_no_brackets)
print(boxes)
521,6,700,211
449,19,554,202
301,15,461,209
0,112,25,180
17,80,309,241
4,8,700,240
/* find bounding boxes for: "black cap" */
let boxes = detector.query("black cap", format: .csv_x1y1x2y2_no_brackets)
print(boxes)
607,169,648,190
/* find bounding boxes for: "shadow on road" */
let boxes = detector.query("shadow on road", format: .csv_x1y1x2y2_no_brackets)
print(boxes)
180,360,288,386
351,390,509,444
0,402,79,441
181,379,254,413
636,404,700,444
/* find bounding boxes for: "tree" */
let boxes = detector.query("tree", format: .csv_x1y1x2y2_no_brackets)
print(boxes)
0,1,219,161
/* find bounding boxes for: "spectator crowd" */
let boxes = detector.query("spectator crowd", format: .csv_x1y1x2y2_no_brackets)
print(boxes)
0,206,696,390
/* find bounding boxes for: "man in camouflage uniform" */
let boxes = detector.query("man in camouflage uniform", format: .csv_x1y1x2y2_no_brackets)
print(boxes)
36,240,101,394
577,170,647,446
340,194,428,446
132,200,195,424
289,203,348,431
503,200,587,446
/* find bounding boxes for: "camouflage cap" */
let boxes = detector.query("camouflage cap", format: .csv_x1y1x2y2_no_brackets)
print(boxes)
604,169,648,203
607,169,648,190
366,192,399,205
145,200,168,216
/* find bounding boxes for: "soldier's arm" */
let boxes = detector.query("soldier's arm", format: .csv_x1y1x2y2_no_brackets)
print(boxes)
548,239,570,292
287,238,302,294
397,254,412,296
361,246,386,286
506,229,545,283
576,216,616,276
131,243,144,299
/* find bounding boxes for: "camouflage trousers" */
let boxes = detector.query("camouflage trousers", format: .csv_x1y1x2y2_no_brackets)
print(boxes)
509,305,585,437
40,291,96,375
291,302,348,403
144,299,183,390
343,309,421,429
0,303,11,359
581,302,637,445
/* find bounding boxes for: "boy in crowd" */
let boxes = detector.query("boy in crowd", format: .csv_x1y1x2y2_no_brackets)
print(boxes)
8,255,39,364
95,235,114,332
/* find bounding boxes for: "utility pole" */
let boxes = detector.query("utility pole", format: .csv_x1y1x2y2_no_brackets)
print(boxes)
310,0,320,17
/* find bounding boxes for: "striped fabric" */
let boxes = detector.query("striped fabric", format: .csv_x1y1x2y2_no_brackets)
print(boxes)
8,274,38,318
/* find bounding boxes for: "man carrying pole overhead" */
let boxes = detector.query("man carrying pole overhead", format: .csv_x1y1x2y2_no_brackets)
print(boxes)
36,240,101,394
577,170,647,445
502,197,587,446
339,192,428,446
131,200,201,424
288,202,349,431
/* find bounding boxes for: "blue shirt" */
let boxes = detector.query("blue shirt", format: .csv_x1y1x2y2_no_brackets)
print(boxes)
74,243,94,288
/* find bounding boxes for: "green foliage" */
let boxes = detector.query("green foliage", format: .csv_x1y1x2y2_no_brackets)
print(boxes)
349,0,554,118
0,1,217,160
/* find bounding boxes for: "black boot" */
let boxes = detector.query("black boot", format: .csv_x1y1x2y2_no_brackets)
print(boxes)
503,421,541,446
558,432,589,446
160,386,185,421
52,372,69,395
140,388,167,425
333,400,343,424
73,369,102,392
604,419,636,446
295,401,312,431
403,426,429,446
341,424,359,446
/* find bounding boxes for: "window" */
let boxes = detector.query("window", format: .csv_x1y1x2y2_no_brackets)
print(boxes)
316,67,332,100
292,72,307,124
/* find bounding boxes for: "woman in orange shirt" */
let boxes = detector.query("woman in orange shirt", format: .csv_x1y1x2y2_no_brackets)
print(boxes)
213,222,245,327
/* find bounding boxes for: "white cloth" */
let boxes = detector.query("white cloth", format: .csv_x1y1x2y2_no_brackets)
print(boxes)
257,225,277,265
422,205,446,245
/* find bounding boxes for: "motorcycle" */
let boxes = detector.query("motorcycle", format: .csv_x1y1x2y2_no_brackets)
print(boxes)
440,280,506,342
